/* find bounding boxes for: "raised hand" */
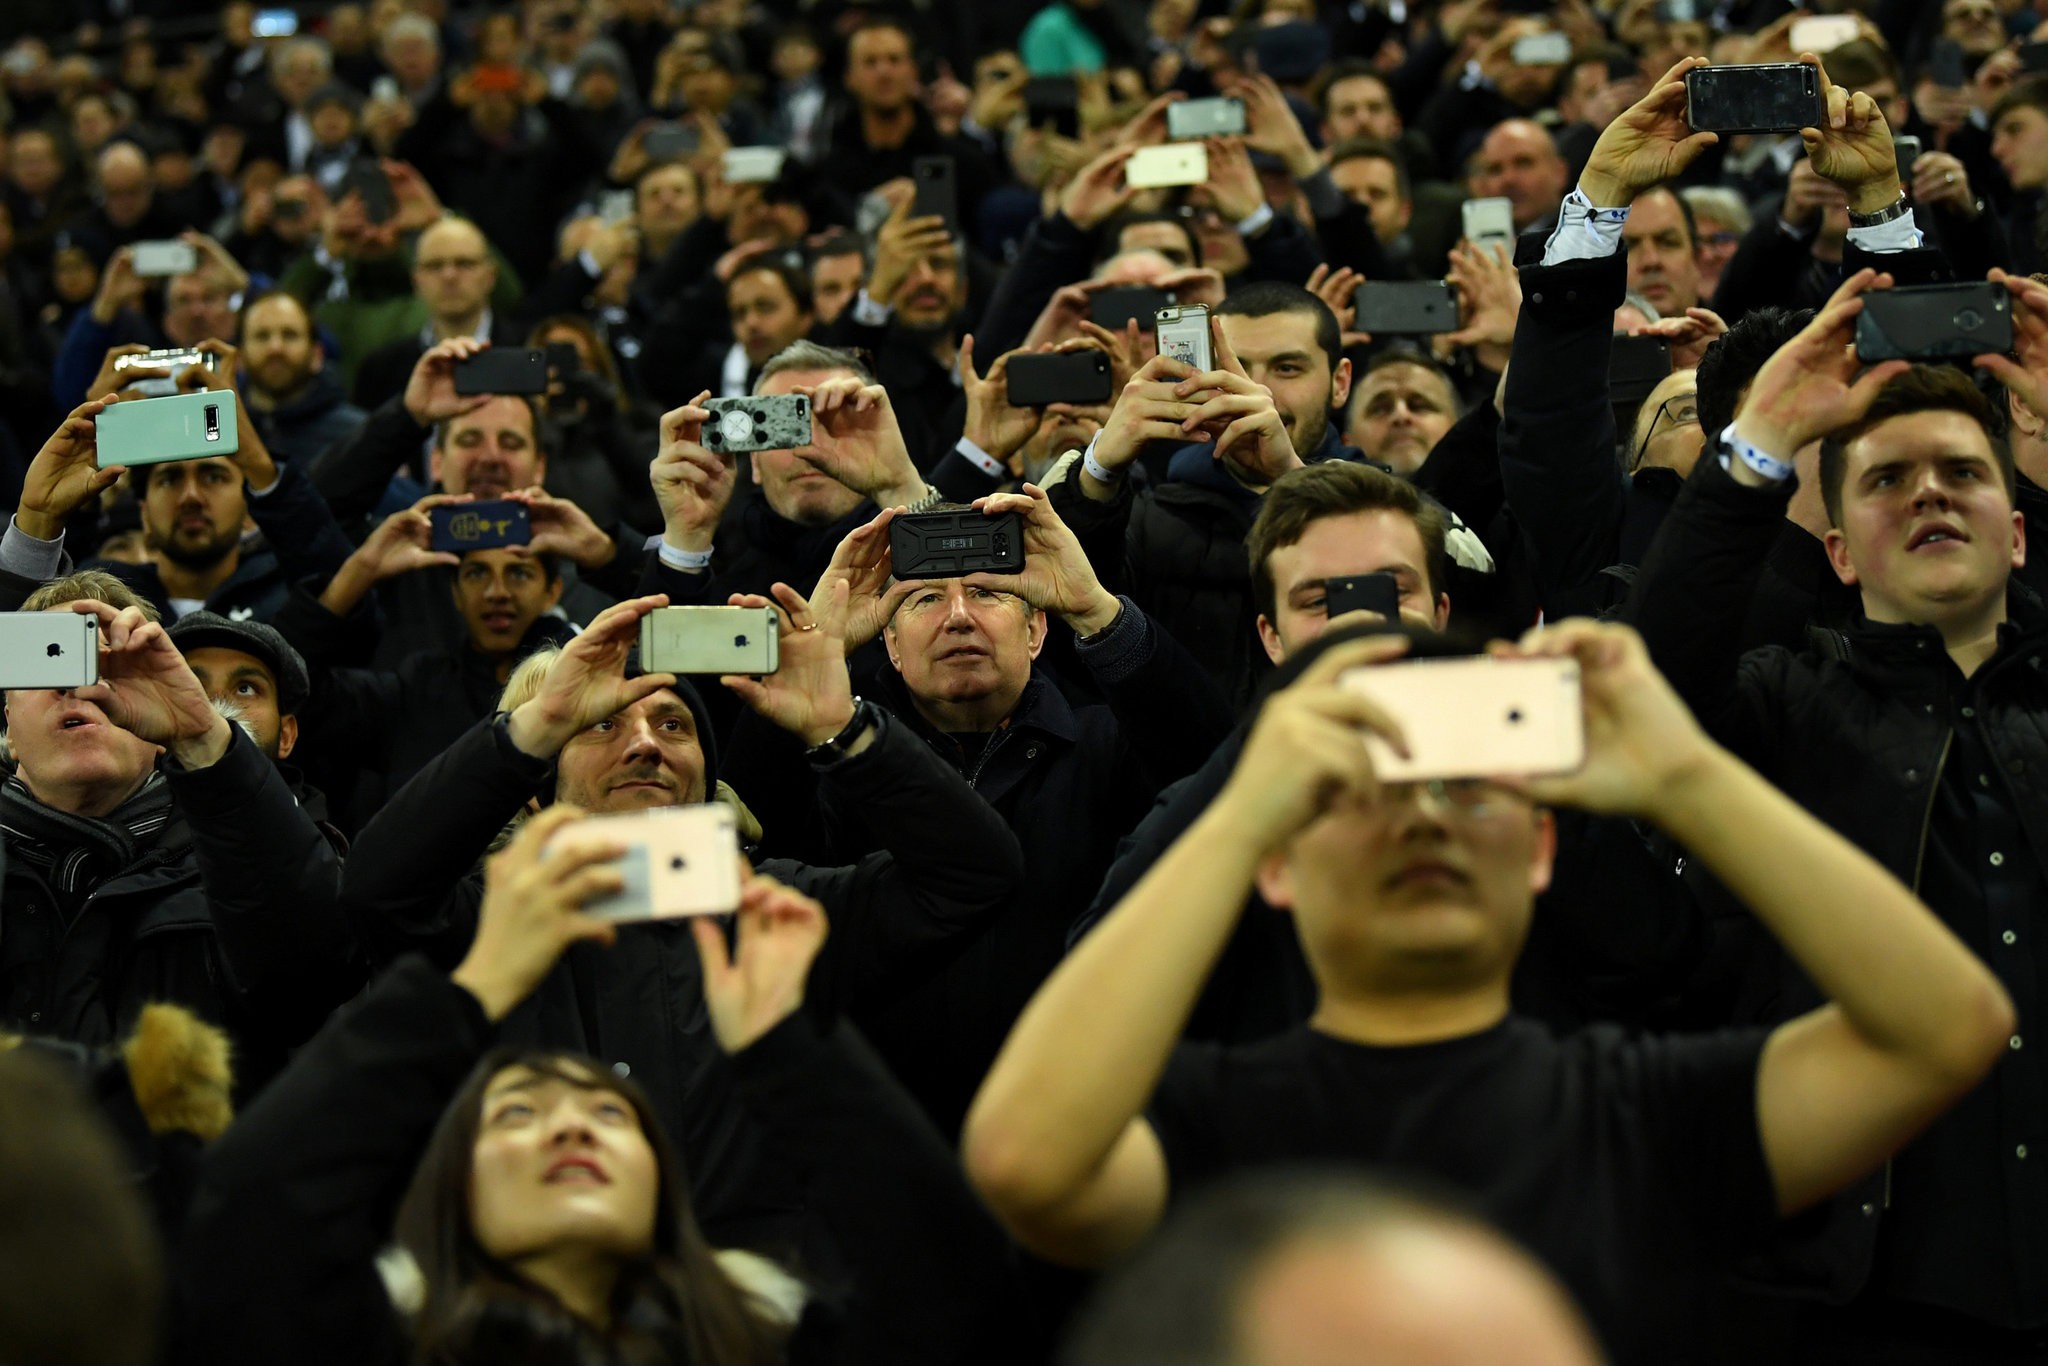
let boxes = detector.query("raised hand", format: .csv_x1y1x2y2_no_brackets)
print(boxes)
652,390,737,555
345,492,467,585
1578,56,1720,208
66,600,232,767
1058,142,1141,231
803,378,925,509
404,336,492,427
1221,71,1318,178
1088,351,1203,492
1307,263,1367,349
1203,136,1263,223
452,805,623,1022
1976,269,2048,418
1801,54,1902,215
813,508,917,651
506,595,678,759
958,334,1041,469
720,581,856,747
691,867,829,1053
1627,305,1728,372
1178,319,1302,485
966,483,1119,635
17,399,125,540
90,247,145,325
1731,268,1910,459
507,486,615,570
1440,241,1523,370
870,186,955,309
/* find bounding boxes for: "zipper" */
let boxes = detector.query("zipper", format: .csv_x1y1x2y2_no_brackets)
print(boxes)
964,728,1015,790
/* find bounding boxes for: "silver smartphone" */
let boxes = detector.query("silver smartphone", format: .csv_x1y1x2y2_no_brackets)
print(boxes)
639,605,780,676
1338,656,1585,783
0,611,99,689
722,146,787,184
1166,96,1246,140
131,239,198,277
1125,143,1209,190
1461,197,1515,254
1156,303,1213,372
547,804,742,922
113,346,215,398
699,395,812,454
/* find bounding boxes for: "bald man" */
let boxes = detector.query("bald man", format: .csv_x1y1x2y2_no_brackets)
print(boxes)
1064,1174,1605,1366
87,142,173,245
1471,119,1571,234
350,215,522,409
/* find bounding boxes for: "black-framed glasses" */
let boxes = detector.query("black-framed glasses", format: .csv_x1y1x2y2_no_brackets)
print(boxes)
1632,391,1699,471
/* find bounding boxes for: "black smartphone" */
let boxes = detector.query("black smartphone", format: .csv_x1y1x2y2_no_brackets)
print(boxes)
1608,335,1672,400
1324,572,1401,622
1855,282,2012,362
544,341,581,378
429,500,532,553
1684,63,1824,135
1090,285,1171,332
1929,39,1968,90
2021,42,2048,75
644,122,701,162
889,509,1025,578
1004,350,1113,407
453,348,549,396
341,159,395,224
912,156,959,235
1354,281,1460,336
1894,133,1924,181
1024,76,1079,137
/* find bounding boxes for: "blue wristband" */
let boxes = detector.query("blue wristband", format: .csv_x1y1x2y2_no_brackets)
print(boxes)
1721,423,1795,483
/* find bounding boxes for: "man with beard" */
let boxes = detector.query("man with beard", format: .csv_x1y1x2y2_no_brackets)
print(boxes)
238,289,366,468
0,353,358,624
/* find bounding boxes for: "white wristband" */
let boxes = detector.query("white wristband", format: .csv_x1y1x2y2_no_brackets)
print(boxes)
659,541,713,571
956,436,1005,479
1721,423,1795,483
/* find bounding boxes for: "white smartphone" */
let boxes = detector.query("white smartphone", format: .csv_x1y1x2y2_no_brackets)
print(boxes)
1126,142,1209,190
1461,197,1515,254
371,74,400,103
1790,15,1860,54
597,189,635,224
130,240,198,278
722,146,787,184
638,605,780,676
0,611,99,690
1337,655,1585,783
548,805,742,922
1510,32,1571,66
1155,303,1213,371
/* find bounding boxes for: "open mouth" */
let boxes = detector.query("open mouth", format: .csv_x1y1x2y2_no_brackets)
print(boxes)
1908,522,1967,551
544,1156,609,1184
481,611,519,632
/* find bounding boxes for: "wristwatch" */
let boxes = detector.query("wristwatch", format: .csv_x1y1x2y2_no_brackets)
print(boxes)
1847,195,1913,229
806,697,880,764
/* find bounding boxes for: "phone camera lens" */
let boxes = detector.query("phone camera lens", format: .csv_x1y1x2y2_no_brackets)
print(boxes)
1955,309,1983,332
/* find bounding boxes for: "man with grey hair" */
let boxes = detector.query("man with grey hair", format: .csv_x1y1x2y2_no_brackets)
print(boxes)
266,37,336,174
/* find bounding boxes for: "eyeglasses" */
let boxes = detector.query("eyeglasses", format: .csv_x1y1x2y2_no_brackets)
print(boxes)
417,256,486,273
1382,778,1518,818
1632,391,1699,471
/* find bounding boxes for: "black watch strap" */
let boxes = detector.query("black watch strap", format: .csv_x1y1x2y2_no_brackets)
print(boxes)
806,697,878,764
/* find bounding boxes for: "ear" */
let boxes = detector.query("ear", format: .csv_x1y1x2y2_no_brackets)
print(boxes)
750,453,764,486
1253,849,1295,909
2013,507,2027,572
1433,591,1450,631
1822,526,1860,587
1026,607,1048,660
427,443,445,487
882,622,902,672
1256,611,1286,665
531,451,547,483
1528,808,1556,896
542,574,565,611
1329,356,1353,413
277,713,299,759
2010,386,2045,439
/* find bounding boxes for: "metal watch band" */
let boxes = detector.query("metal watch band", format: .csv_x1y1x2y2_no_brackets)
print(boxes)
1847,195,1912,229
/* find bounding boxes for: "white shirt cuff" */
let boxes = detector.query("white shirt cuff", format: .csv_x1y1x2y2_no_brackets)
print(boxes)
1540,187,1629,267
1846,212,1925,254
577,248,604,279
851,290,893,328
246,471,284,499
658,540,713,571
956,436,1005,479
1234,203,1275,238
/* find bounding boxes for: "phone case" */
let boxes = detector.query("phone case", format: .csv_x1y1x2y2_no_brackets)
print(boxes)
1324,573,1401,621
1126,143,1209,189
429,501,532,552
1684,64,1824,135
0,611,99,689
1353,282,1460,336
1509,32,1571,65
1156,304,1213,371
1461,197,1515,249
912,157,959,230
1004,351,1113,407
1166,97,1247,140
1090,286,1171,332
1339,656,1585,783
453,349,549,396
699,395,811,454
1856,283,2013,362
889,510,1025,578
94,390,240,467
723,147,787,184
639,606,780,676
551,805,742,922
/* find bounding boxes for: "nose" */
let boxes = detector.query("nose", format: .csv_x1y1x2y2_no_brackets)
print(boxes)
543,1098,597,1146
1911,466,1953,505
941,587,976,628
618,713,662,761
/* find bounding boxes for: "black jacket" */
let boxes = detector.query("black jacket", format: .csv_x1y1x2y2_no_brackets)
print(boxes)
243,369,368,471
335,711,1022,1254
176,957,1020,1366
0,726,353,1094
349,311,529,413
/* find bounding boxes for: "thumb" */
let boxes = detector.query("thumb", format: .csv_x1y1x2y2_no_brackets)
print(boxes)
690,915,731,984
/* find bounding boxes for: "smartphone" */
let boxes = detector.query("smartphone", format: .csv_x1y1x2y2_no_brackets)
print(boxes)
722,146,786,184
1338,655,1585,783
1460,197,1515,254
643,122,701,162
1156,303,1213,371
1025,76,1079,137
597,188,635,224
638,605,780,675
94,390,239,467
1653,0,1697,20
544,341,581,378
1324,572,1401,622
453,348,548,396
1608,334,1673,452
889,509,1026,578
1354,281,1460,336
1090,285,1171,332
1790,15,1859,54
0,611,99,690
548,804,743,922
371,74,400,103
2020,42,2048,76
1855,282,2012,362
1166,96,1247,140
130,240,197,277
113,346,215,398
1685,63,1824,135
912,156,959,234
341,158,395,223
1004,350,1113,407
1126,143,1209,190
428,500,532,553
699,394,812,454
1929,39,1968,90
251,7,298,37
1510,32,1571,67
1894,133,1924,181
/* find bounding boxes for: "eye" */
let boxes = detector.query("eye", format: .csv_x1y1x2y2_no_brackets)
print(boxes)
489,1102,534,1124
658,716,685,732
234,680,261,697
594,1100,632,1122
592,718,615,733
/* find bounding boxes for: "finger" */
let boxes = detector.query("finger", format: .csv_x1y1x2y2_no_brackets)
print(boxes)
691,915,734,981
1297,631,1414,687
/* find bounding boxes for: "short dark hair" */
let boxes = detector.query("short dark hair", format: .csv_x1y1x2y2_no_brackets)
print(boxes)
1355,345,1464,417
634,157,700,200
726,251,814,314
1247,461,1449,623
1106,210,1203,268
1825,38,1900,94
1313,59,1390,121
1990,74,2048,131
235,285,311,337
432,392,546,453
1818,365,2013,526
1630,181,1696,252
1326,136,1410,201
1695,306,1811,439
1215,281,1343,374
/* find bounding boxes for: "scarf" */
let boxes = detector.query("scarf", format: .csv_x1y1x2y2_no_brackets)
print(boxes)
0,772,174,921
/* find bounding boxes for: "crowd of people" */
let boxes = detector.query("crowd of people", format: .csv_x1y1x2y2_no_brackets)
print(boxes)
1,0,2046,1362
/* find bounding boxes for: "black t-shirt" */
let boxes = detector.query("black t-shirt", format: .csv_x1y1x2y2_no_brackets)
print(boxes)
1147,1017,1779,1365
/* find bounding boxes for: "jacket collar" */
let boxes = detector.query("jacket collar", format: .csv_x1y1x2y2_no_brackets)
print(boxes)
875,663,1081,751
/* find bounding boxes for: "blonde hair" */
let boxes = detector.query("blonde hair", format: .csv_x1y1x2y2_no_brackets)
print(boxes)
20,570,158,621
